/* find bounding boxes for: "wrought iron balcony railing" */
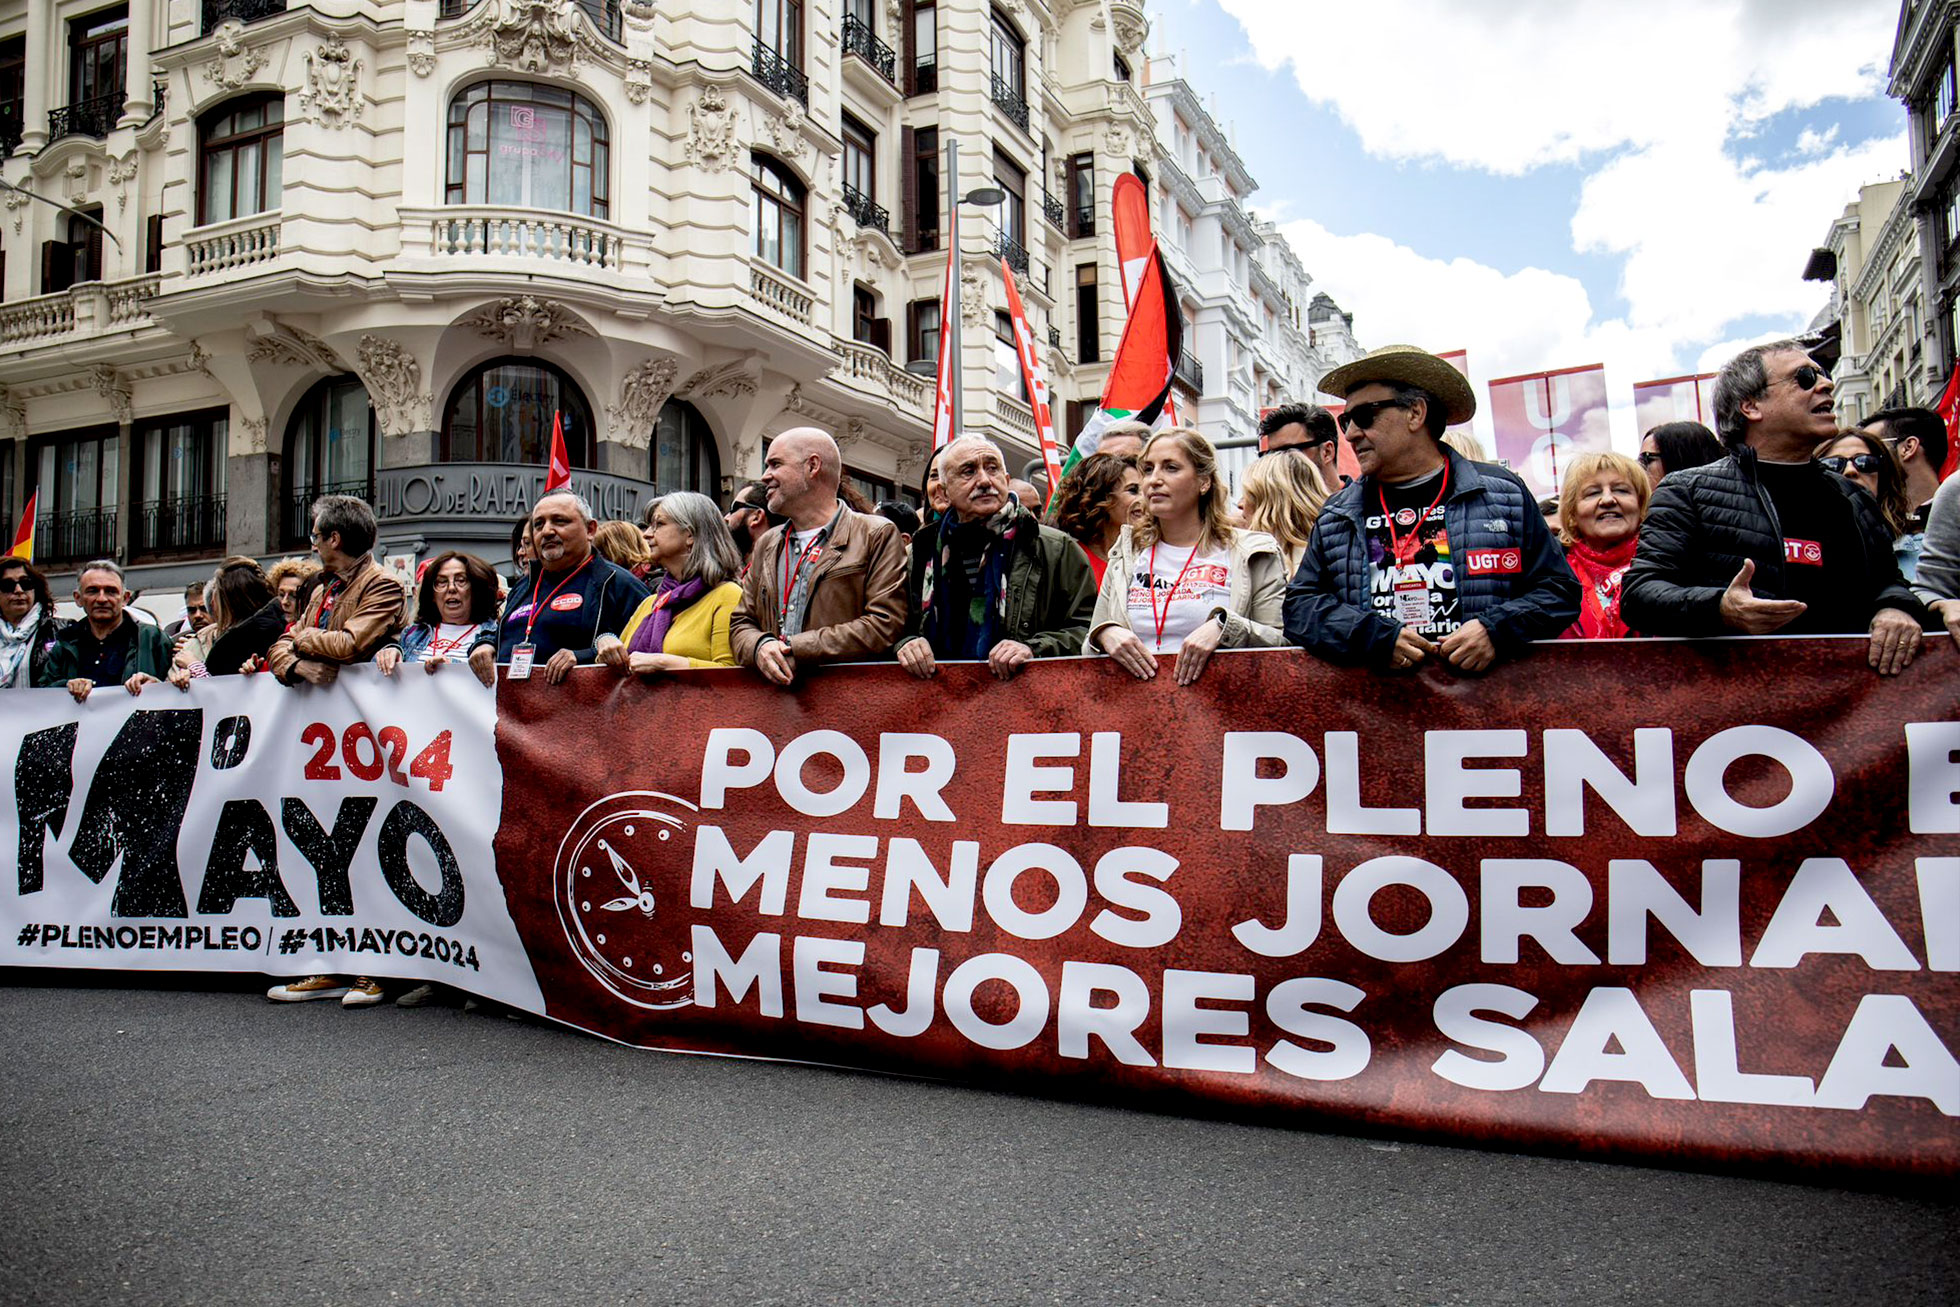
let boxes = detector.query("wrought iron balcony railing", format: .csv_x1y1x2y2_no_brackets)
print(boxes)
994,230,1030,276
202,0,286,34
1048,324,1062,350
49,92,121,142
991,73,1030,132
1175,350,1204,391
132,494,228,557
841,184,890,238
285,478,374,546
841,14,897,85
35,507,118,565
1042,190,1065,230
753,38,810,106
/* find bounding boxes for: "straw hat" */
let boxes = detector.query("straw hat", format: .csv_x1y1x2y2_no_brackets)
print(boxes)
1317,345,1477,425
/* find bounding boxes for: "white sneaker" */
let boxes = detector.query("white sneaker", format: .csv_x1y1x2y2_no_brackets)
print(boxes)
341,977,386,1007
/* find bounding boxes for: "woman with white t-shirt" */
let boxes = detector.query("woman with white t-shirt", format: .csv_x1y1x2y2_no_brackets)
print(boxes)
1087,427,1288,684
378,551,501,675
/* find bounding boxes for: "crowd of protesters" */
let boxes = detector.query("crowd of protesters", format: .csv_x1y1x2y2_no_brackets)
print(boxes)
4,337,1958,1004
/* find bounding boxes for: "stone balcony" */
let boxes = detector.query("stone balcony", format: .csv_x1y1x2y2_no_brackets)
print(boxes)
396,206,654,282
183,212,283,280
0,274,160,352
829,335,930,420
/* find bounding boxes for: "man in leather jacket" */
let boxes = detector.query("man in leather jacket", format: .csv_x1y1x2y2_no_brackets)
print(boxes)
1621,340,1929,674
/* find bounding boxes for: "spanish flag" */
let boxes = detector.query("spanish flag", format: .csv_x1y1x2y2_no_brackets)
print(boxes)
7,490,31,561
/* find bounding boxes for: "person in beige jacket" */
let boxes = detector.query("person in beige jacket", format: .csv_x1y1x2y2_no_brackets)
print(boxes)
1086,427,1287,685
729,427,909,684
266,494,405,688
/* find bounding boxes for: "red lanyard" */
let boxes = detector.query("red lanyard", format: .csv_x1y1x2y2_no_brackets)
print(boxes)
1379,464,1450,567
779,531,825,615
1148,540,1206,646
313,575,344,629
429,624,474,657
524,555,593,642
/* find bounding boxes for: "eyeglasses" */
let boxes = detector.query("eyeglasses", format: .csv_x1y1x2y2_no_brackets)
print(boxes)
1637,452,1663,467
1786,364,1830,391
1337,400,1409,434
1820,453,1882,475
432,577,471,590
0,577,25,594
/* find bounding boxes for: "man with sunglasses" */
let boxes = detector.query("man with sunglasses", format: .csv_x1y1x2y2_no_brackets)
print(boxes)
1258,403,1345,491
1623,341,1929,674
724,480,785,572
1284,345,1578,673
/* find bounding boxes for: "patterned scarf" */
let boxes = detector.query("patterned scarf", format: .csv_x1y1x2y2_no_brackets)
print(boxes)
1566,535,1639,640
628,575,710,655
0,603,42,689
919,499,1038,658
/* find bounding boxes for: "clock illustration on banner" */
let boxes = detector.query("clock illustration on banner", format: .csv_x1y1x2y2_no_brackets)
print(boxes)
552,791,697,1010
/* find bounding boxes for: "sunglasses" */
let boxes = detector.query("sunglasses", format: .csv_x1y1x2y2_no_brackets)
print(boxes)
1820,453,1882,475
0,577,26,594
1337,399,1409,434
1637,452,1662,467
1786,364,1830,391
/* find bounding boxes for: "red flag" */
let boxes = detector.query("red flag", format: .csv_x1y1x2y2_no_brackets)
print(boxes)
546,411,570,491
7,489,33,561
1111,173,1177,426
1936,359,1960,482
1000,258,1065,505
931,204,961,450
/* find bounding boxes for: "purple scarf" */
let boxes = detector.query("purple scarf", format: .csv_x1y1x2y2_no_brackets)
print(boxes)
627,575,710,655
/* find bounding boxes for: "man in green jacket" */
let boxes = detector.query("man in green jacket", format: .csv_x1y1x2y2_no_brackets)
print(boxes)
896,435,1097,681
38,559,172,702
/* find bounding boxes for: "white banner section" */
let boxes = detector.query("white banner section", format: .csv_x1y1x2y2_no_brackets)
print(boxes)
1,667,543,1012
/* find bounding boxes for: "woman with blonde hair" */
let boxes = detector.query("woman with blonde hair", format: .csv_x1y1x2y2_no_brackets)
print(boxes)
594,518,655,580
1087,427,1288,685
1556,450,1650,640
1236,450,1328,576
264,556,319,627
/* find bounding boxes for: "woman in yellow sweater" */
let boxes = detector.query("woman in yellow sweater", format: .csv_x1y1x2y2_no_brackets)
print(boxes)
597,491,744,672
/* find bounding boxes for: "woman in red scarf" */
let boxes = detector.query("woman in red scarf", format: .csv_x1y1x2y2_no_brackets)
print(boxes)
1556,451,1650,640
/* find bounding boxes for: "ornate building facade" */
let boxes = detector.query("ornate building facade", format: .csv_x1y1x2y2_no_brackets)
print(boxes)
0,0,1154,589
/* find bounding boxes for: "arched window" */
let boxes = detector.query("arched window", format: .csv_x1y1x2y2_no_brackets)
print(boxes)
445,81,610,217
200,95,284,225
750,152,805,278
283,374,376,544
650,398,721,496
442,358,595,466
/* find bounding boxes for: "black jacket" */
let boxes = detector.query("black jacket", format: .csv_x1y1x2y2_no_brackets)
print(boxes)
1621,447,1926,638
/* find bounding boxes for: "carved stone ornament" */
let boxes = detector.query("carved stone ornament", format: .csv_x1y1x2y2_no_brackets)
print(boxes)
186,342,215,378
241,417,269,454
407,33,436,77
3,189,28,235
782,383,806,412
682,360,758,400
622,0,658,28
608,357,681,447
90,366,131,424
300,36,363,128
961,261,987,327
474,0,586,74
355,335,427,436
1103,123,1133,160
460,296,594,351
836,417,867,459
0,386,24,440
247,325,344,372
624,59,653,105
204,21,269,91
106,153,139,210
63,160,90,205
765,110,810,162
685,86,738,172
1110,1,1150,54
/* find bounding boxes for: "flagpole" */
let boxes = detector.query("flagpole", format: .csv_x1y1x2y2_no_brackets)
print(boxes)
946,137,963,438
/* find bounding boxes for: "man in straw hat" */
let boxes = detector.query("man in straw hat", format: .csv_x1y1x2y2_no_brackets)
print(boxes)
1283,345,1579,672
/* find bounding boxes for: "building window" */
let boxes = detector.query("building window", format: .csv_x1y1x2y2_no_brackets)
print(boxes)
994,147,1026,249
650,398,721,496
442,358,596,467
1075,262,1099,365
42,207,104,293
751,152,806,278
284,374,376,545
842,113,876,202
989,8,1024,100
1067,152,1095,239
910,0,937,94
32,426,120,563
994,309,1026,404
0,38,24,156
756,0,803,66
1113,51,1131,83
847,468,895,506
908,126,940,253
1934,55,1958,131
446,81,610,218
133,409,228,557
69,6,127,106
199,96,284,225
907,298,940,366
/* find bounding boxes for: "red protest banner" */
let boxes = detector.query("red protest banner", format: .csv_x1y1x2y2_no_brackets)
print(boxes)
490,640,1958,1178
1487,364,1612,497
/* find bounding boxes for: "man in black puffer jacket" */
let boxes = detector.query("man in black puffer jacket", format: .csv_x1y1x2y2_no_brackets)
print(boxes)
1621,340,1929,674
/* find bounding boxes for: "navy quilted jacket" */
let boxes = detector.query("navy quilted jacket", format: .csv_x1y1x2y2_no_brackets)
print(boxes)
1621,447,1925,638
1283,448,1580,666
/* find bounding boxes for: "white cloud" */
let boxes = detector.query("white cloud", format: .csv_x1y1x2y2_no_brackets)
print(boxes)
1203,0,1907,447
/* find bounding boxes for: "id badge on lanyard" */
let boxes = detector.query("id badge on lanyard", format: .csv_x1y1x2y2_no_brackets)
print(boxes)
1392,574,1433,627
508,642,536,680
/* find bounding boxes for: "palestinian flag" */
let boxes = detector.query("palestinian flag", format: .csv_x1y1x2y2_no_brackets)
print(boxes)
1060,239,1182,481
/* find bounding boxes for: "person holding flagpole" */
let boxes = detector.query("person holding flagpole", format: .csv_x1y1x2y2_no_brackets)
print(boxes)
1087,427,1288,686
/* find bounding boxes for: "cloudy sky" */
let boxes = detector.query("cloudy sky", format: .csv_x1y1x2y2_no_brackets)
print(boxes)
1146,0,1908,450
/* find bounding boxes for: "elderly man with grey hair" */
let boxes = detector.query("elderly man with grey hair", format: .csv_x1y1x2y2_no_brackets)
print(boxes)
469,487,651,686
38,559,173,701
896,435,1095,681
730,425,909,685
1622,339,1930,675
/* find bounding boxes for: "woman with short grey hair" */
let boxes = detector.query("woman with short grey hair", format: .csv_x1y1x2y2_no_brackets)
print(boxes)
597,491,745,673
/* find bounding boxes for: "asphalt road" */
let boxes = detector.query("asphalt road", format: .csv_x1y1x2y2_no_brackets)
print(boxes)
0,973,1951,1307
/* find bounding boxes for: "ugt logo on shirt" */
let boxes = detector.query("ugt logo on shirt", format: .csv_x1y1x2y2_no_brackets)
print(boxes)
1783,538,1824,567
1462,549,1523,576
